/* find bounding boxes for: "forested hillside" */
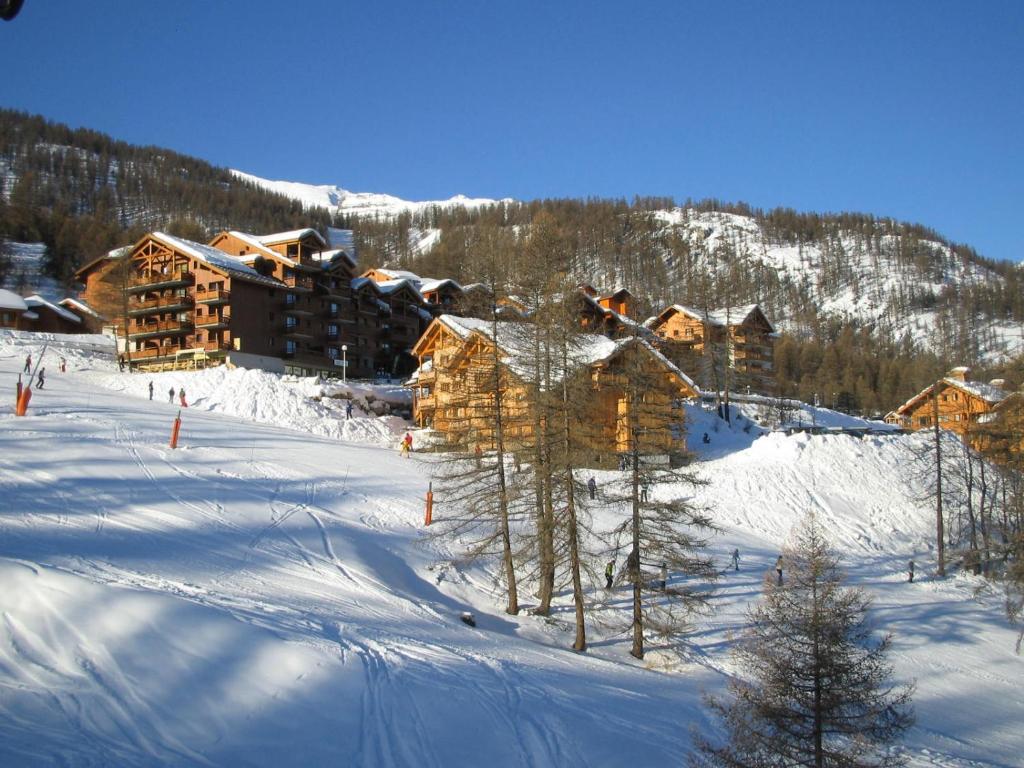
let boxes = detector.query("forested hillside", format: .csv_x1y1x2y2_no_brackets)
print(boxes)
2,109,1022,415
0,109,333,284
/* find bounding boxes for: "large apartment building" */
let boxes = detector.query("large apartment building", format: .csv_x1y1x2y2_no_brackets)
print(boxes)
74,228,477,379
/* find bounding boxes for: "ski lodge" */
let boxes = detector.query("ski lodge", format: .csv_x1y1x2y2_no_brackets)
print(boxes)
407,314,699,465
883,367,1010,440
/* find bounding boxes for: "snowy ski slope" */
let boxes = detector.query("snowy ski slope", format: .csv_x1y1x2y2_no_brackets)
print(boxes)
0,331,1021,766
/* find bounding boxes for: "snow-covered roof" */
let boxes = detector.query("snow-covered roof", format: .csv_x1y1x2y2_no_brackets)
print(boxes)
893,376,1010,415
432,315,690,390
225,231,291,264
371,268,421,281
59,297,103,319
656,303,770,330
420,278,463,294
21,309,39,320
257,229,327,247
375,279,425,302
24,294,82,324
152,232,284,288
314,248,357,268
0,288,27,312
351,277,379,293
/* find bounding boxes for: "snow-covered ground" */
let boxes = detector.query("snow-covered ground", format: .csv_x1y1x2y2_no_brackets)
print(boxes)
0,331,1021,767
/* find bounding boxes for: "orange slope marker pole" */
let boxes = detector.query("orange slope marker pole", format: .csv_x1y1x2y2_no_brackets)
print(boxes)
425,482,434,526
16,373,22,404
169,410,182,449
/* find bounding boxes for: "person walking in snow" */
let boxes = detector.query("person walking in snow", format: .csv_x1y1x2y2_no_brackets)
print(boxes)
640,481,649,503
148,381,154,400
605,559,615,589
400,432,412,458
775,555,784,586
24,354,31,373
659,563,668,592
59,356,66,373
36,367,45,389
179,387,188,408
908,559,915,583
346,400,353,419
587,477,597,500
731,548,740,571
168,386,175,404
118,354,125,372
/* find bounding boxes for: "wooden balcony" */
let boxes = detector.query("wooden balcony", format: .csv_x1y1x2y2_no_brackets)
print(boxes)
128,295,194,316
283,275,314,292
196,314,230,329
283,302,315,317
196,288,231,304
129,319,194,339
131,345,182,360
127,270,194,293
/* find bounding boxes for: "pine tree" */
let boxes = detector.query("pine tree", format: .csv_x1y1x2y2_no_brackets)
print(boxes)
693,514,914,767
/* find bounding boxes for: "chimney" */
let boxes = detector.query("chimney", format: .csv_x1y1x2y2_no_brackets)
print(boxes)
947,366,970,382
989,379,1006,390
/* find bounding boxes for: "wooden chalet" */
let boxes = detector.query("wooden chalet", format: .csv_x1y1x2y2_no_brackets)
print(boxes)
0,289,28,329
646,303,776,394
884,367,1010,440
409,314,698,465
21,295,84,334
59,298,107,333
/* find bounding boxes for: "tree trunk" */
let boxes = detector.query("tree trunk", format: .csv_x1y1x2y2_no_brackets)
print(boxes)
492,314,518,615
630,444,643,660
933,383,945,577
562,367,586,651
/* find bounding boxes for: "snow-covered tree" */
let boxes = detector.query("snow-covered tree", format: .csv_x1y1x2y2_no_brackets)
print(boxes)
693,514,914,767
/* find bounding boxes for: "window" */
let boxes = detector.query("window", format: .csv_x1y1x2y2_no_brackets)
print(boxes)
285,340,296,355
327,347,338,359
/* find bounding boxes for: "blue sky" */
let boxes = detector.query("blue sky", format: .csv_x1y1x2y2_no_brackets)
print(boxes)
2,1,1021,262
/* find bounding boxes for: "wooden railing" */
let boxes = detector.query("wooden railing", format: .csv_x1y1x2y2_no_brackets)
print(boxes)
196,288,230,303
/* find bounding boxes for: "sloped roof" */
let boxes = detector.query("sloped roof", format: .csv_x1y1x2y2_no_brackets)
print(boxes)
257,228,327,247
151,232,284,288
894,376,1010,416
653,303,771,331
420,278,463,294
433,315,694,392
313,248,357,269
59,297,104,319
376,279,425,302
0,288,28,311
223,230,290,263
24,294,82,324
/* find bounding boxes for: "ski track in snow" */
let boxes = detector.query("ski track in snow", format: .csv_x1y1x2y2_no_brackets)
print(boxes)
0,332,1021,767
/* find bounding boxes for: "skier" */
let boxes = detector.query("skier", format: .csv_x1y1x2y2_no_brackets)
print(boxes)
148,381,154,400
605,559,615,589
731,548,740,571
659,563,668,592
168,387,175,404
908,559,915,583
346,400,353,419
59,356,66,373
23,354,31,373
400,432,413,458
179,387,188,408
118,354,125,372
775,555,784,586
36,367,45,389
587,477,597,500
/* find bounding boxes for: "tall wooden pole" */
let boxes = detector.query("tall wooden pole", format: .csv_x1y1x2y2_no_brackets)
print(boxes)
933,380,945,577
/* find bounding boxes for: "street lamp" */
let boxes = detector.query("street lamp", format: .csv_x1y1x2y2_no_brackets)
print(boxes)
341,344,348,384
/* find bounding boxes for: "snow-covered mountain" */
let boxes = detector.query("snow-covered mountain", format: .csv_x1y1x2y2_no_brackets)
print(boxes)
231,169,512,220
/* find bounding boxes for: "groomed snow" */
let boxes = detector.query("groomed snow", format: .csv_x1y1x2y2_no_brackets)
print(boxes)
0,330,1021,767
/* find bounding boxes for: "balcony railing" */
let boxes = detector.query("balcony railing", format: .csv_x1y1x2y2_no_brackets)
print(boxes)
126,270,194,293
282,275,314,292
196,289,230,304
128,295,194,316
196,314,230,328
131,346,182,360
129,319,194,339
